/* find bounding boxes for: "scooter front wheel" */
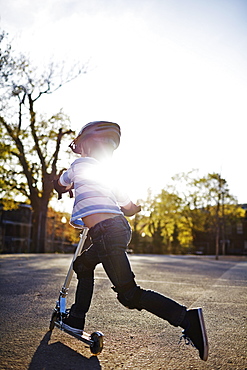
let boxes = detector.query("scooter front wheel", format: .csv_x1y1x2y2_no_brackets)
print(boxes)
49,309,59,331
90,331,104,355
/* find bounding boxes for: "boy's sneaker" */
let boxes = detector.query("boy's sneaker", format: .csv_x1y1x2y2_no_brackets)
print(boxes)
180,308,209,361
62,317,83,336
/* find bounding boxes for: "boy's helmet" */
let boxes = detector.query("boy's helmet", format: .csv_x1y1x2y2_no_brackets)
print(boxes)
69,121,121,154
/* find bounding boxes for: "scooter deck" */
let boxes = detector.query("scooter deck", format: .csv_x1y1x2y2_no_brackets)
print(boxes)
54,320,94,345
53,320,104,355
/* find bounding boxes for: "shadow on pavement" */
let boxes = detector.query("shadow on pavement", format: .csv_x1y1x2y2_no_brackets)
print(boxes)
28,331,101,370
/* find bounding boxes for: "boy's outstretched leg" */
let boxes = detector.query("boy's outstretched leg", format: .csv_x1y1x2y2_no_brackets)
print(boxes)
114,281,209,361
180,307,209,361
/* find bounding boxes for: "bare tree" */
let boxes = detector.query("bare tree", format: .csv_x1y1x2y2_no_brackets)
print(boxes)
0,30,86,252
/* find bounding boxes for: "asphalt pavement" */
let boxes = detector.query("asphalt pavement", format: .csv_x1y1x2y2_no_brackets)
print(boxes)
0,253,246,370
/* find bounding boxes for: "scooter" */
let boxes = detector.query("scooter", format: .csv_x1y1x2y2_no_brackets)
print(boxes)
49,226,104,355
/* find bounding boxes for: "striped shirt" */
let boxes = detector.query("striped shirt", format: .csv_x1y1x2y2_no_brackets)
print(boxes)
59,157,131,227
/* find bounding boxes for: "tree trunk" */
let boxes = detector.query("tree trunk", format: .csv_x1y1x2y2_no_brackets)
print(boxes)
31,202,48,253
215,224,219,260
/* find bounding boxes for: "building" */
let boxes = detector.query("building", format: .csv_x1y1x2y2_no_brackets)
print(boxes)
0,204,32,253
193,204,247,255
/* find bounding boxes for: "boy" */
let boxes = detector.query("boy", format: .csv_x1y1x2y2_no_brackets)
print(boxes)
53,121,208,361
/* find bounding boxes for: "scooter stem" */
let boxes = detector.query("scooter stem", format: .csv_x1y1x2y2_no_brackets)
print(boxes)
61,227,89,296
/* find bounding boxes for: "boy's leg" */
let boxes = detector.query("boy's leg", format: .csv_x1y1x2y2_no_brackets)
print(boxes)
103,253,186,326
67,274,94,327
105,253,208,360
63,249,98,331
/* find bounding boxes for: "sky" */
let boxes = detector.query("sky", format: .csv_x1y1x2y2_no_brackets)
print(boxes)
1,0,247,208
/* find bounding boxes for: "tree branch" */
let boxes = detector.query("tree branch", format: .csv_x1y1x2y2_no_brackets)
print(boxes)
1,116,39,200
27,93,47,176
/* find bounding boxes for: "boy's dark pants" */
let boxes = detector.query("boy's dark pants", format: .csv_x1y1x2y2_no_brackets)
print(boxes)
71,215,186,328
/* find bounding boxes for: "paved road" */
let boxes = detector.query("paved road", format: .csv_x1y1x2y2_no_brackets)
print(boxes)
0,254,246,370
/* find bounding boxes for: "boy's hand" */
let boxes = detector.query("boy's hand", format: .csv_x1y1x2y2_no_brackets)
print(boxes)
53,179,73,200
121,202,141,217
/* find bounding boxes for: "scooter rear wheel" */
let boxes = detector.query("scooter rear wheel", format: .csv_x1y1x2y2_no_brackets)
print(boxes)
90,331,104,355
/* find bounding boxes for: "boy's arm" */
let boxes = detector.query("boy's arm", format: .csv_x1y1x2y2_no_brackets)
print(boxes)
112,185,141,216
121,201,141,217
57,179,73,189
